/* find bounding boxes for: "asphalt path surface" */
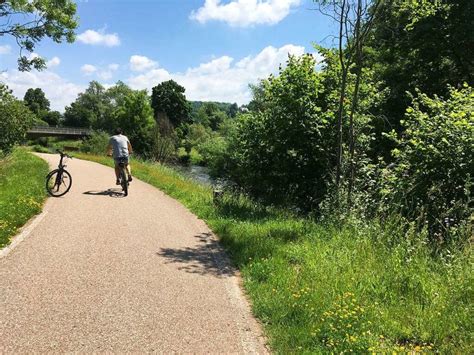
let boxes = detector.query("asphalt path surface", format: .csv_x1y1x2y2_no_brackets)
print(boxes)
0,153,267,353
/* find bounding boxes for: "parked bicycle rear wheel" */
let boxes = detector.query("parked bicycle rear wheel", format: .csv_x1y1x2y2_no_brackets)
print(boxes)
46,169,72,197
119,166,128,196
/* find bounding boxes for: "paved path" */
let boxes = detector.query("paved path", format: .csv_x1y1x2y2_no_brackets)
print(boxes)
0,154,267,353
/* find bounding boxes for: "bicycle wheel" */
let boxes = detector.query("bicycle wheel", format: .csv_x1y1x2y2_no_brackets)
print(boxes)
46,169,72,197
120,166,128,196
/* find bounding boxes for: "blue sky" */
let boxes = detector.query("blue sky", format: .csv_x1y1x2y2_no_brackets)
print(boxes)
0,0,337,111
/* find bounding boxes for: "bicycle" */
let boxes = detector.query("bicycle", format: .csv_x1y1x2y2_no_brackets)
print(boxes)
46,150,73,197
116,156,129,196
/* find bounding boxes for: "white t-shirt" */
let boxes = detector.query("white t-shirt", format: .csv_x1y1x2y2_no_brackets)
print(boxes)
109,134,130,159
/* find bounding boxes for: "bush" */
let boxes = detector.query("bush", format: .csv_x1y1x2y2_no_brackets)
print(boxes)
81,131,110,155
227,55,335,210
198,135,229,176
384,85,473,242
0,84,35,155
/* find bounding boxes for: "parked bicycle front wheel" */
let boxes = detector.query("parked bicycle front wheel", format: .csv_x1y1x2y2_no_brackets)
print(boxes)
46,169,72,197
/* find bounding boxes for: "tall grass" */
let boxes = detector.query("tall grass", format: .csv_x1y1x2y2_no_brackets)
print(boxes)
0,149,48,247
77,153,473,353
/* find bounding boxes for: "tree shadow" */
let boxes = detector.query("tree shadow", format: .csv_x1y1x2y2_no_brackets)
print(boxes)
83,188,125,198
156,233,236,278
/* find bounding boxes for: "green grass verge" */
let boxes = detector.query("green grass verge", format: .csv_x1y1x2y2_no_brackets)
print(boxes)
77,153,473,353
0,148,49,248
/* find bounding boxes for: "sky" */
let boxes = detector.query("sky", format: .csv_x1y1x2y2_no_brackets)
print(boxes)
0,0,337,111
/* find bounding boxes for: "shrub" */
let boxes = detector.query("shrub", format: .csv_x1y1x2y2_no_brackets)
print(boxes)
384,84,473,242
227,55,336,210
81,131,110,155
0,84,35,155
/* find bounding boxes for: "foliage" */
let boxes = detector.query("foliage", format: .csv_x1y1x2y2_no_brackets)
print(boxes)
367,0,474,156
81,131,109,155
190,100,238,119
227,54,336,209
42,110,62,126
197,135,229,177
64,81,154,155
0,148,48,247
23,88,50,115
0,0,78,71
79,153,474,354
113,89,155,154
151,80,191,128
148,114,177,163
194,102,228,131
0,83,35,154
384,85,473,241
63,81,110,128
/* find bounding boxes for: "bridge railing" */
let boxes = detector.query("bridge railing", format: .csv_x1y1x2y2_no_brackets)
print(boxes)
28,126,92,136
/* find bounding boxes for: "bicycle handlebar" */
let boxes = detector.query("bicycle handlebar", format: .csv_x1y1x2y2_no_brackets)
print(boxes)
56,149,73,159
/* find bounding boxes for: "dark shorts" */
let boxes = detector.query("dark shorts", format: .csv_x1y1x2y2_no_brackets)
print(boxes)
114,156,129,166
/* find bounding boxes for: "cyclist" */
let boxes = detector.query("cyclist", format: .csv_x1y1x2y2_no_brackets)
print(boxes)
106,128,133,185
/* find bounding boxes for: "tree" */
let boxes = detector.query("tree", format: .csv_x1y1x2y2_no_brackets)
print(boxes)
228,55,336,209
195,102,227,131
0,83,35,154
227,103,238,118
367,0,474,158
314,0,382,196
151,80,191,128
23,88,50,115
63,81,110,128
114,89,155,154
384,84,473,240
0,0,78,71
42,110,61,126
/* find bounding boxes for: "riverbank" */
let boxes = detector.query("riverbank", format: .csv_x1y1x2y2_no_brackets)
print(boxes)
75,153,473,353
0,149,49,248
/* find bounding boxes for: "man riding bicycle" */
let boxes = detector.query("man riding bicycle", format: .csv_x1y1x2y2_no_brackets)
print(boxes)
106,128,133,185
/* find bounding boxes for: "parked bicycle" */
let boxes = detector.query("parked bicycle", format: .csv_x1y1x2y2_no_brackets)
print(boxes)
46,150,73,197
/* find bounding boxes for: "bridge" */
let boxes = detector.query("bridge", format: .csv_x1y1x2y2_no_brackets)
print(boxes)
27,126,92,138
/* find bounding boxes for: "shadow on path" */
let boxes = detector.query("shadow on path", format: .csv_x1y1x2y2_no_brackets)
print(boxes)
157,233,235,278
83,189,125,198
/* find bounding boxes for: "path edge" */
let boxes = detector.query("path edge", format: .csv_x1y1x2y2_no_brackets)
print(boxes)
0,208,49,259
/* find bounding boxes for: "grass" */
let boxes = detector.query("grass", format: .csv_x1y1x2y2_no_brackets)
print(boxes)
0,148,49,248
77,153,474,353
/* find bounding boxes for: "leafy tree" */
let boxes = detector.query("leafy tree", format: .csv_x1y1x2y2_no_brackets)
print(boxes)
42,110,61,126
368,0,474,157
151,80,191,128
227,103,238,118
63,81,110,128
149,113,177,163
228,55,336,209
114,89,155,154
0,0,78,71
0,83,35,154
23,88,50,115
384,85,473,240
195,102,227,131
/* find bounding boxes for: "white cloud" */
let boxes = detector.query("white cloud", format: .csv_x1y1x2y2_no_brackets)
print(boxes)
46,56,61,67
108,63,119,71
128,44,308,104
190,0,301,27
0,45,11,55
129,55,157,72
77,29,121,47
81,64,97,75
0,70,85,112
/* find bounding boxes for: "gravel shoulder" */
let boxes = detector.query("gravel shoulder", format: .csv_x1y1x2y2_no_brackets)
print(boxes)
0,153,268,353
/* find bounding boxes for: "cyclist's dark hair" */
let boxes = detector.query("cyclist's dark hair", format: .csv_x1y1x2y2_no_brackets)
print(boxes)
115,128,123,135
